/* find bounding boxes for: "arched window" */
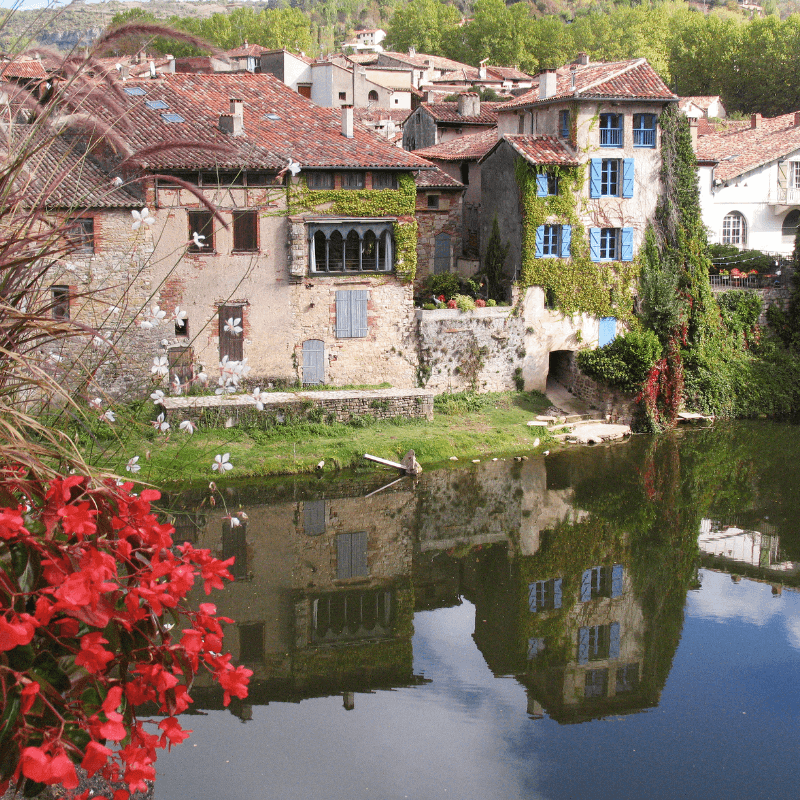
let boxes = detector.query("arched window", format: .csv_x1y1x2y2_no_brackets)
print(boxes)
368,90,379,103
722,212,747,248
782,209,800,239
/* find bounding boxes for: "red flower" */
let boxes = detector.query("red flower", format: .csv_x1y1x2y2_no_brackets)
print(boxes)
0,613,36,652
21,748,79,790
158,717,192,749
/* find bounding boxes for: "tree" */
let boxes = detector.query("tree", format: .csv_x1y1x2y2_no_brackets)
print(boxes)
385,0,461,55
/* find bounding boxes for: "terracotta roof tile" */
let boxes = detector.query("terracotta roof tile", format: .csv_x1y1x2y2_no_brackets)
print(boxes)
497,59,676,110
696,112,800,181
420,101,501,125
80,72,433,172
480,135,579,166
227,43,267,58
414,165,463,188
414,128,499,161
380,52,475,72
1,59,48,79
486,66,532,82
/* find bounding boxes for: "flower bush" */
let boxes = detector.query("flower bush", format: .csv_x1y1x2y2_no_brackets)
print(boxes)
0,473,250,799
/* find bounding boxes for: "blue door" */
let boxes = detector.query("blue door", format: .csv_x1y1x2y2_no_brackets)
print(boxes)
302,339,324,385
599,317,617,347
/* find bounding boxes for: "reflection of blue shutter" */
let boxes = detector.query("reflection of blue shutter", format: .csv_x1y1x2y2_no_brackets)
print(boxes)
580,569,592,602
609,622,621,660
536,173,549,197
353,290,368,338
611,564,624,598
335,290,350,338
622,158,634,198
578,627,590,665
535,225,544,258
560,225,571,258
621,227,634,261
528,637,544,660
589,227,600,262
590,159,601,198
528,582,538,613
553,578,562,609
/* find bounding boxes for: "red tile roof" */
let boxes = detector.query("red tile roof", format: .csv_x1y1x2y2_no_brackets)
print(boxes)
79,72,433,172
486,65,532,82
696,112,800,181
480,135,579,166
227,43,266,58
1,59,48,79
420,101,501,125
380,52,475,73
414,128,499,161
414,165,463,189
353,107,412,125
497,59,676,110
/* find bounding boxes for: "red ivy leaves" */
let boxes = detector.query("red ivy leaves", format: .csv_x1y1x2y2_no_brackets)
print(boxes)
0,473,251,798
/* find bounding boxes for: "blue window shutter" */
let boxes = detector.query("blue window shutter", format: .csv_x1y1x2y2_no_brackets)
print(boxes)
553,578,562,609
528,582,539,613
535,225,544,258
621,227,634,261
352,530,368,576
622,158,634,198
589,227,601,263
599,317,616,347
580,568,592,602
611,564,624,598
609,622,621,660
589,158,601,198
353,290,368,338
335,290,350,338
560,225,571,258
578,627,590,665
536,173,549,197
527,637,544,660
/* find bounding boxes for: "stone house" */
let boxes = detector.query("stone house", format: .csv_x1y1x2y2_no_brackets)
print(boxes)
679,95,727,120
76,72,434,392
402,94,500,151
695,111,800,257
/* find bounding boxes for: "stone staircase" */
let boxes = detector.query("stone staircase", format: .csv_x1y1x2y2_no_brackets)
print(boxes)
527,413,632,445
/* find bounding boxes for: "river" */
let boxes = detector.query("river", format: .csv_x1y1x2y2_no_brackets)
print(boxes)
154,421,800,800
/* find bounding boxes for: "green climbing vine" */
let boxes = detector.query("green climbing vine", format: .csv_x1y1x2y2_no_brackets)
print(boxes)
515,160,639,323
288,172,418,281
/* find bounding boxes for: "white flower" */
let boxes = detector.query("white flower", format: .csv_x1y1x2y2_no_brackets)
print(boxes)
109,306,121,315
152,412,170,432
197,370,208,385
88,397,103,410
173,306,188,323
100,410,116,423
224,317,242,335
227,515,240,527
150,389,165,404
212,453,232,473
64,262,76,273
126,456,141,473
191,231,206,249
171,375,182,395
149,305,167,324
160,339,170,348
179,419,195,434
139,320,153,330
113,176,124,187
131,207,155,230
252,387,267,410
151,356,169,377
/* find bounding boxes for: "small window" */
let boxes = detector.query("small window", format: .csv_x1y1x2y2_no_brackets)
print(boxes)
536,172,558,197
123,86,146,96
722,211,747,248
590,228,633,263
338,92,347,101
460,161,469,185
427,194,440,209
187,210,214,253
791,162,800,190
306,171,334,190
218,304,244,361
238,623,264,663
161,112,186,123
633,113,657,148
558,109,570,139
528,578,562,613
542,225,560,257
599,112,623,147
246,172,273,186
599,228,618,261
368,89,379,103
373,172,397,190
232,210,258,252
590,158,634,198
145,99,169,110
434,232,451,274
66,218,94,255
601,159,619,196
341,172,365,190
51,286,70,320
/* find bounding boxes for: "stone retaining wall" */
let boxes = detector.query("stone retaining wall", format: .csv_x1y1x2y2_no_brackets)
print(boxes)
162,387,434,426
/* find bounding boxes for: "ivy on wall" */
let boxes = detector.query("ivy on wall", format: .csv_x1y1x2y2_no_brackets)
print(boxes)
288,172,418,282
515,160,639,323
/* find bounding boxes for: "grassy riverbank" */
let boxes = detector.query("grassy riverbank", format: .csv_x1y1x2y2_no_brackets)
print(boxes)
78,390,555,485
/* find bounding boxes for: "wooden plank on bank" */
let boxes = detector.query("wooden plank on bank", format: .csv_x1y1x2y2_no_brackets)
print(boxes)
364,453,406,471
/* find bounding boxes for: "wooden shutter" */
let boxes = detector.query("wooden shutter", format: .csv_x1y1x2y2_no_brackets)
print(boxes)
622,158,634,198
218,305,244,361
536,173,549,197
553,578,562,609
302,339,324,385
528,582,539,613
337,532,368,579
778,161,788,189
535,225,544,258
611,564,624,598
527,638,544,660
335,290,368,338
580,568,593,602
609,622,621,660
560,225,571,259
589,227,601,262
621,227,634,261
188,210,214,252
232,210,258,252
578,627,590,665
168,346,194,384
303,499,326,535
589,159,602,198
335,290,351,338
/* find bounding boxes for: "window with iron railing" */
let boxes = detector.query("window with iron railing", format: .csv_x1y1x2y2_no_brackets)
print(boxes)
633,114,657,148
599,113,623,147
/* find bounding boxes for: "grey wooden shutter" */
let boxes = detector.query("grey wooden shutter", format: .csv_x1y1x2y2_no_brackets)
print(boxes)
553,578,562,609
337,532,368,578
528,582,539,613
335,290,351,338
303,499,326,535
302,339,324,385
352,290,368,337
580,569,593,602
778,161,788,189
611,564,624,598
578,627,590,665
609,622,621,660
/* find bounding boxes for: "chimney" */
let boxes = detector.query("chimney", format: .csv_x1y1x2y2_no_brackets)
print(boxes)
149,60,156,78
167,57,175,74
409,46,416,57
576,52,589,66
688,117,699,151
230,97,244,117
457,92,480,117
751,113,762,129
479,64,487,80
539,69,557,100
220,98,244,136
342,104,354,138
120,64,130,80
795,111,800,127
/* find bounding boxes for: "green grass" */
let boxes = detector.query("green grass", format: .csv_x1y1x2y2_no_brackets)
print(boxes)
79,390,554,486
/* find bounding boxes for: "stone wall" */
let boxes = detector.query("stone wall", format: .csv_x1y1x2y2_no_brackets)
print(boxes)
162,387,434,426
416,307,525,392
414,188,463,288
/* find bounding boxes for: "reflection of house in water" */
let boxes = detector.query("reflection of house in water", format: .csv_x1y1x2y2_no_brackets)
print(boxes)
699,518,799,575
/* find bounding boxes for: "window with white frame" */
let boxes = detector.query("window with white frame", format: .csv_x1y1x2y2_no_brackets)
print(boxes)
310,222,393,273
791,162,800,189
722,211,747,247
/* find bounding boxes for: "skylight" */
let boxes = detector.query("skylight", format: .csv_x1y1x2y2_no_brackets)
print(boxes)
161,113,186,123
265,113,280,121
124,86,146,96
146,99,169,110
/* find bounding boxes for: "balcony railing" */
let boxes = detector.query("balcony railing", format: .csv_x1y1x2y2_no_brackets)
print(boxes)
710,273,787,289
599,128,622,147
633,128,656,148
770,186,800,205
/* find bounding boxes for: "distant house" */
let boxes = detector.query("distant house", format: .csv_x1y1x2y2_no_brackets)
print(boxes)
226,42,266,73
259,49,314,98
342,29,387,53
695,111,800,255
679,96,727,120
402,95,500,151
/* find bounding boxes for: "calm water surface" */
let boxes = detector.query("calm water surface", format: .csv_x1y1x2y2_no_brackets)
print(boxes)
155,422,800,800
